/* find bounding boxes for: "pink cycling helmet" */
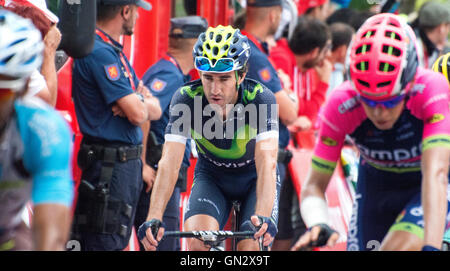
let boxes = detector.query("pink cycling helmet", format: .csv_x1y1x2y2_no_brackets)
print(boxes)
346,13,419,100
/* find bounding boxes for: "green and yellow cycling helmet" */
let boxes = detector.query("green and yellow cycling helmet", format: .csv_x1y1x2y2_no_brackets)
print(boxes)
193,25,251,73
432,53,450,85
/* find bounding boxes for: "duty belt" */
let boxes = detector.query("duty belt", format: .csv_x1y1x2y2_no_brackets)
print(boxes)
88,144,143,162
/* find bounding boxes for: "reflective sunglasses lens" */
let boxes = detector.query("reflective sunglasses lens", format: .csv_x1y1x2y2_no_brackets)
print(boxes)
195,57,212,71
212,59,234,72
360,95,405,108
360,96,378,107
383,95,405,108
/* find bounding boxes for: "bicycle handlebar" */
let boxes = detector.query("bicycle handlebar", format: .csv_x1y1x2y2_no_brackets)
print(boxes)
163,230,268,251
164,230,255,240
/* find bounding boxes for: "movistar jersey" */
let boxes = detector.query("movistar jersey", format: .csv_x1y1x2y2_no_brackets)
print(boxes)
312,68,450,174
0,98,74,231
165,78,279,170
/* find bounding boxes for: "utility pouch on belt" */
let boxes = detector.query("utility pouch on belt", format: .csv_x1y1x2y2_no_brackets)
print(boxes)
146,131,163,169
77,143,96,171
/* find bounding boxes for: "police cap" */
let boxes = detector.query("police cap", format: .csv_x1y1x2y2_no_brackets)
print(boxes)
247,0,282,7
99,0,152,10
169,16,208,39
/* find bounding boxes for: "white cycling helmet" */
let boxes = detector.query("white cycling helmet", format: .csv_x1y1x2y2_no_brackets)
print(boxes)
0,10,43,91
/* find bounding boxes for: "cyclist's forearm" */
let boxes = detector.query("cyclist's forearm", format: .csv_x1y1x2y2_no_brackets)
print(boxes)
301,167,331,200
254,139,278,216
147,156,181,220
32,204,71,250
255,158,277,216
421,147,449,248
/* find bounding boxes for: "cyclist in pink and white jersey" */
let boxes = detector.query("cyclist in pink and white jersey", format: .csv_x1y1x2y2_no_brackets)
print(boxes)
292,13,450,251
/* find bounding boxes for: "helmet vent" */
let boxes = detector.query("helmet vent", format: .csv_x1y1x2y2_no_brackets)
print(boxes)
212,46,219,56
361,30,376,38
357,79,370,88
209,32,214,40
382,45,401,56
226,33,232,40
377,81,392,88
230,48,237,54
0,54,13,65
24,55,37,65
216,34,222,43
385,31,401,41
356,44,372,54
378,62,396,72
356,61,369,71
387,19,400,27
233,37,239,44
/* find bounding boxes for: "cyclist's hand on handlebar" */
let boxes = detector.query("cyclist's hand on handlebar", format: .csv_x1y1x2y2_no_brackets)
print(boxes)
137,219,165,251
291,224,339,251
251,215,278,247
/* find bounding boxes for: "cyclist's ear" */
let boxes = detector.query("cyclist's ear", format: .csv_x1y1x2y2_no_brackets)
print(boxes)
238,72,246,84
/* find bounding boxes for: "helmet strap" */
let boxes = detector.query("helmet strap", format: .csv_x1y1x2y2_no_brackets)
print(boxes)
235,70,239,91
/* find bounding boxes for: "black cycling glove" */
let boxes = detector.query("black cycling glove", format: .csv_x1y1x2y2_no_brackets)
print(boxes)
309,223,338,247
137,218,165,241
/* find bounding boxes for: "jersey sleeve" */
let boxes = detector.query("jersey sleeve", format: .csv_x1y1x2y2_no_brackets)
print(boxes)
85,48,135,106
250,83,279,142
16,104,74,207
164,84,200,145
312,82,366,174
407,70,450,151
24,69,47,98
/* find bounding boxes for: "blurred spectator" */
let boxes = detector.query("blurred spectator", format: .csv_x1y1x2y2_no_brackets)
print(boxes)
326,22,354,97
326,7,357,25
287,17,331,129
3,0,61,107
412,1,450,68
348,10,375,31
296,0,330,21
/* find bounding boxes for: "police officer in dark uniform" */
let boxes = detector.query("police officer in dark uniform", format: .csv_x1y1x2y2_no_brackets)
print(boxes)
134,16,208,251
242,0,298,202
71,0,162,251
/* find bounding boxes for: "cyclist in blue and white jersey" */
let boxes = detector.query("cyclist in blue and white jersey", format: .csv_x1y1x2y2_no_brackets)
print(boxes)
0,10,73,251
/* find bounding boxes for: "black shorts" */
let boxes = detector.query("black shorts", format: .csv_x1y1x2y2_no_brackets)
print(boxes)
184,160,281,233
